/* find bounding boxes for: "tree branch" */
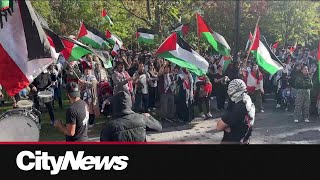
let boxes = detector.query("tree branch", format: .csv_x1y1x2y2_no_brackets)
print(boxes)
120,1,152,27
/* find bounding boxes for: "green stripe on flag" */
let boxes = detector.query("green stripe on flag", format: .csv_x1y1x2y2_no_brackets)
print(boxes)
252,50,280,75
138,37,154,44
68,45,92,61
157,52,206,76
0,0,10,10
223,60,231,72
105,16,114,25
79,37,109,49
202,32,231,56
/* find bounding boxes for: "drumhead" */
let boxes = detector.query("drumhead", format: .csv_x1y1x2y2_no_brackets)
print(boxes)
16,100,33,108
0,115,39,141
38,91,53,97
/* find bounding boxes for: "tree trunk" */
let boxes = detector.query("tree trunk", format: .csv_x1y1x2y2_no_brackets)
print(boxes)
154,0,161,34
146,0,152,20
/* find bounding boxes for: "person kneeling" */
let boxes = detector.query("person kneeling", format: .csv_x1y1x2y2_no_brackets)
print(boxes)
100,91,162,142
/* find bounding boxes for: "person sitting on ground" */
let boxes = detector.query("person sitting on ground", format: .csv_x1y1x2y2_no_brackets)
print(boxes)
100,91,162,142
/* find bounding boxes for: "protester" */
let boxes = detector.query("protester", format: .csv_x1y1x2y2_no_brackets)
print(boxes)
100,91,162,141
216,79,255,144
133,62,149,113
176,68,194,123
158,62,175,121
195,75,212,118
147,62,158,110
293,65,313,123
48,64,63,109
112,61,136,99
29,69,55,125
214,65,228,111
246,64,264,113
54,82,89,142
79,62,100,128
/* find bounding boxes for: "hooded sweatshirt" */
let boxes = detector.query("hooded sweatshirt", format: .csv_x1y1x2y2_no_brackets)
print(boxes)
100,91,162,141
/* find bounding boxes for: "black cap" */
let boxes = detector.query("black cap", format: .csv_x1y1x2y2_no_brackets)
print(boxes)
66,82,81,98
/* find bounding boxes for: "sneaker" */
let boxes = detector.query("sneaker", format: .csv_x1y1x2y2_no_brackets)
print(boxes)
294,119,299,123
304,119,310,123
88,124,94,128
276,104,281,108
260,110,264,113
199,112,206,118
206,112,213,118
285,108,289,111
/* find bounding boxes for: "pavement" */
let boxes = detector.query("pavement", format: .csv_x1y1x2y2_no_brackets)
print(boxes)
89,95,320,144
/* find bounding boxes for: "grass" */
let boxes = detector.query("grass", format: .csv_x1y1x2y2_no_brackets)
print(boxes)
0,89,208,141
0,89,108,141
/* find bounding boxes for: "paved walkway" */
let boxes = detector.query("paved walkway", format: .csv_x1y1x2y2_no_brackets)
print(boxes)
89,97,320,144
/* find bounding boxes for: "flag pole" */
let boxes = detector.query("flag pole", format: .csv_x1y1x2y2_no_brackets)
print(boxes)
66,61,81,80
196,13,201,54
244,16,261,67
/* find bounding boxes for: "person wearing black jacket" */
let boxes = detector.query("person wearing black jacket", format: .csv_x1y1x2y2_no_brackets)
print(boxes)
100,91,162,142
48,64,63,109
29,69,55,125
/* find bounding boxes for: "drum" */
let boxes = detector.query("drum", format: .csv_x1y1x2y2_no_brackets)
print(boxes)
16,100,34,110
0,109,40,141
37,90,54,104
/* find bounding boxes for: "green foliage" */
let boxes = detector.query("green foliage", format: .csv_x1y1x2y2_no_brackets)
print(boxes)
31,0,320,53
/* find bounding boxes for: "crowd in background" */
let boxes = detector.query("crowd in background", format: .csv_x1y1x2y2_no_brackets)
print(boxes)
0,45,319,126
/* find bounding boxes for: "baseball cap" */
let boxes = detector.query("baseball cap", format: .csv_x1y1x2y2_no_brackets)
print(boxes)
66,82,81,98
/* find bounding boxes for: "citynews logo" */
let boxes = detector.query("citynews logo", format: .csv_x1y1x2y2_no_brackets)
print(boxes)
16,151,129,175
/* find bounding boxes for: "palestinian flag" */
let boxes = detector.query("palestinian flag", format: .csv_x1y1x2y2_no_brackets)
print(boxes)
102,9,114,26
155,33,209,76
250,26,283,75
105,30,123,47
42,27,65,60
77,22,109,49
246,71,263,93
0,0,11,11
136,28,155,44
318,41,320,81
60,36,92,62
219,55,232,72
196,13,231,56
245,32,253,51
111,42,120,57
0,0,53,96
172,23,189,37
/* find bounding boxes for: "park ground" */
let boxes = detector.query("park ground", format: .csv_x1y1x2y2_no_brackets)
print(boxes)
1,92,320,144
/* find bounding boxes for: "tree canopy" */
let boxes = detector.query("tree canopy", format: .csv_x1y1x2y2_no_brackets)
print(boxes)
31,0,320,53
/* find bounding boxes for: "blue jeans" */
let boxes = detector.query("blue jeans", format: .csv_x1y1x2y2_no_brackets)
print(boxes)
54,87,62,108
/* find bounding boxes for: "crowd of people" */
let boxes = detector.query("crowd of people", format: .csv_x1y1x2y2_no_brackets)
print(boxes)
0,44,318,143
